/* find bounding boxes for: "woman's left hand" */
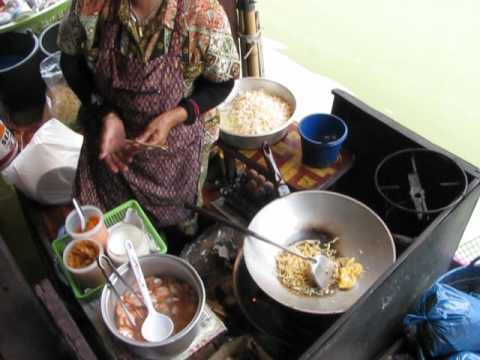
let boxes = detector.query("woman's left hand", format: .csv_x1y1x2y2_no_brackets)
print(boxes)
136,107,188,147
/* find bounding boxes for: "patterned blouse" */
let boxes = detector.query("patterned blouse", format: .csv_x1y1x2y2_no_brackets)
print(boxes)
57,0,240,144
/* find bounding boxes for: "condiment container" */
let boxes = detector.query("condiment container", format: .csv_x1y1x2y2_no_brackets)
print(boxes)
63,239,105,290
0,119,18,172
65,205,109,247
107,223,149,267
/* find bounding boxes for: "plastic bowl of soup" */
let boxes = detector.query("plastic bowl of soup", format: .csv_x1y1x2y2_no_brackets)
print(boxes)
100,254,205,358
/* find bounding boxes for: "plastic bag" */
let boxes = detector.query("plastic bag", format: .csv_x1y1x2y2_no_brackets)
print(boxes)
40,53,81,128
448,352,480,360
404,283,480,357
1,119,83,204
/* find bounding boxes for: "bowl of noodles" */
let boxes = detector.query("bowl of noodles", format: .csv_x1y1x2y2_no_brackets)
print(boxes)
243,190,396,314
218,78,296,149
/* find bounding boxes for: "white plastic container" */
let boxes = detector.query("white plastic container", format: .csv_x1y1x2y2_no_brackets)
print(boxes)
63,239,104,290
65,205,109,247
107,223,149,267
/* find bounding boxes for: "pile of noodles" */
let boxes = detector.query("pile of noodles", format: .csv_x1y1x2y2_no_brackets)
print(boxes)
220,90,292,135
276,239,363,297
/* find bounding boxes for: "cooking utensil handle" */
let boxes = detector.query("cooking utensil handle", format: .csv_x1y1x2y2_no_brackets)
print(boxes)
184,203,313,262
96,256,137,327
262,142,290,197
72,198,86,231
125,240,155,312
98,254,144,306
247,231,313,261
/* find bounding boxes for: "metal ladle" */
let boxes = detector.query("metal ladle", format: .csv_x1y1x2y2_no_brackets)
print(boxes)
184,203,337,289
124,240,174,342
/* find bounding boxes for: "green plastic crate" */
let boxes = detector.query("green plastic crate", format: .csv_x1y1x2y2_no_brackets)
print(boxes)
52,199,168,301
0,0,70,34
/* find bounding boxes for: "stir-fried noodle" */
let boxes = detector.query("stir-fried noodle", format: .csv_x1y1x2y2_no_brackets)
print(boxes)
276,239,363,296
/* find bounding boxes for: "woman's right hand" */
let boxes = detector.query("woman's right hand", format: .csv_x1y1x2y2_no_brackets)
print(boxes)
99,112,137,173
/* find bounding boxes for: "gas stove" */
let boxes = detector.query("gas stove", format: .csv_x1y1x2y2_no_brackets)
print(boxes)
203,89,480,360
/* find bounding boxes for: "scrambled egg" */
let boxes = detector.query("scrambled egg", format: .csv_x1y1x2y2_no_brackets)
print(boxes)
337,258,364,290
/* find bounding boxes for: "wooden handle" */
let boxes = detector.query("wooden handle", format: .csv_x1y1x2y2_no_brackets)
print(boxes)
125,139,168,151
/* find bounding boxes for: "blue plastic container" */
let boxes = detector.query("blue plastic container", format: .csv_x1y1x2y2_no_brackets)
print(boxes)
298,113,348,168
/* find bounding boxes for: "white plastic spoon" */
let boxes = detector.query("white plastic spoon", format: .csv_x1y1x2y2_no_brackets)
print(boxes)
124,240,174,342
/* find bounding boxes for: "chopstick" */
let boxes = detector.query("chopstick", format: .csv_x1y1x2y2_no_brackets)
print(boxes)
125,139,168,151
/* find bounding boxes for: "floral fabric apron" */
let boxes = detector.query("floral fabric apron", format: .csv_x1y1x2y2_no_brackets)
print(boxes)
74,0,204,227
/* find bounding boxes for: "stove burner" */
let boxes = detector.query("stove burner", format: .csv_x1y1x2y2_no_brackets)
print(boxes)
232,250,340,355
374,148,468,220
408,154,428,220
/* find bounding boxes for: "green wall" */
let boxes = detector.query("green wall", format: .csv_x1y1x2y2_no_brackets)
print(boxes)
258,0,480,166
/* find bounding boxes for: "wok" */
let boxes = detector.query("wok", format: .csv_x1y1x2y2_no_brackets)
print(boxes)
243,190,396,314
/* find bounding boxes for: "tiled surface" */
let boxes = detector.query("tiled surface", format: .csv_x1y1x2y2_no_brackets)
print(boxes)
456,198,480,265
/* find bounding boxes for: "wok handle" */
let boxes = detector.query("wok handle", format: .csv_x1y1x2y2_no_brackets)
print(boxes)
184,203,313,262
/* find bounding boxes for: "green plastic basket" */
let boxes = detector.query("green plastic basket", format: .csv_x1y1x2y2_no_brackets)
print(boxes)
0,0,70,34
52,199,168,301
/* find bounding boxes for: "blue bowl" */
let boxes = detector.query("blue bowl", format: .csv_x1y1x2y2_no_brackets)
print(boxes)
298,113,348,168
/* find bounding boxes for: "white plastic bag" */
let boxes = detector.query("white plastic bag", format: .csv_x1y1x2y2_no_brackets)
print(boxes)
1,119,83,204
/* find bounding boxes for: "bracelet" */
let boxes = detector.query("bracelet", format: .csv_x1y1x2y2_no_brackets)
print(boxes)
189,99,201,119
179,98,200,125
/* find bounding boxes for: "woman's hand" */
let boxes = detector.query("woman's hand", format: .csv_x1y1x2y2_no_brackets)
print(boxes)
135,107,188,147
99,112,137,173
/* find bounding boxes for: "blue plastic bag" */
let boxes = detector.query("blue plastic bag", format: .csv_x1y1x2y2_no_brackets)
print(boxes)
448,352,480,360
404,283,480,357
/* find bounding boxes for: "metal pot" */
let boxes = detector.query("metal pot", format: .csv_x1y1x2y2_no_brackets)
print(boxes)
218,77,296,149
243,190,396,314
100,254,206,359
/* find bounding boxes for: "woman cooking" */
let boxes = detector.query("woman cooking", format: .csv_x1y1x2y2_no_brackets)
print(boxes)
58,0,240,251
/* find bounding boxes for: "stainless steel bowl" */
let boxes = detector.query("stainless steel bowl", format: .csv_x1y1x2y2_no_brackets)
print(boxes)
243,190,396,314
218,77,297,149
100,254,206,359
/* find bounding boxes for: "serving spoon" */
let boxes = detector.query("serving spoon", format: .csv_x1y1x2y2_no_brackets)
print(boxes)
184,203,337,289
124,240,174,342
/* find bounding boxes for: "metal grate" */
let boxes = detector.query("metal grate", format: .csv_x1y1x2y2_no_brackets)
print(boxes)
455,236,480,266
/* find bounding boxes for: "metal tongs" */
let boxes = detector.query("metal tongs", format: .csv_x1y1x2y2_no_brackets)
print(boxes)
97,255,145,328
262,142,290,197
